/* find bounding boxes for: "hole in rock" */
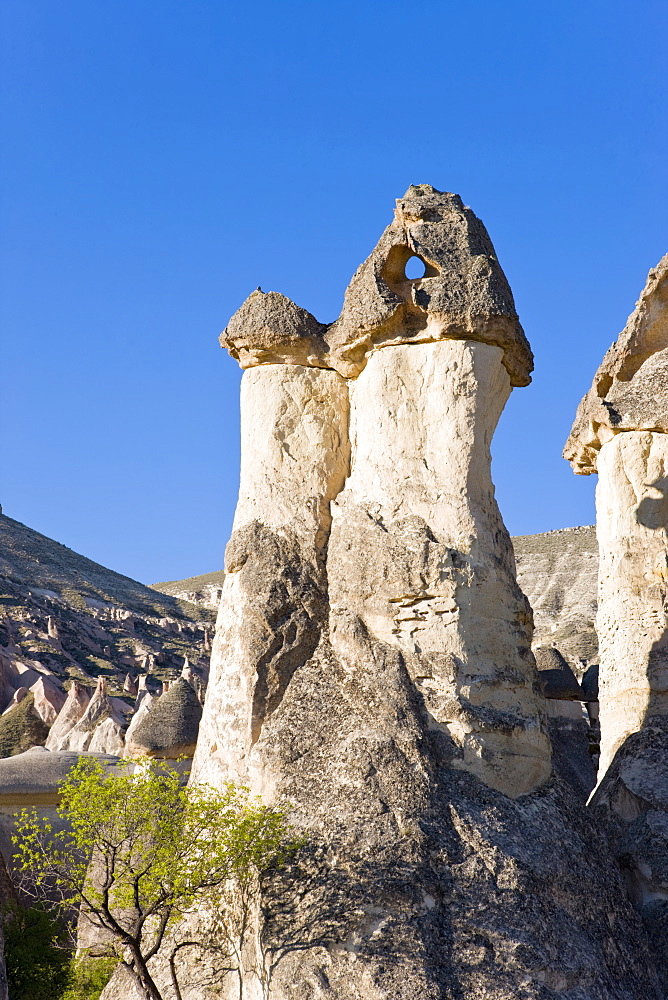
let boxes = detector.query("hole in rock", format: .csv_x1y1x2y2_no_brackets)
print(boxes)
404,255,427,280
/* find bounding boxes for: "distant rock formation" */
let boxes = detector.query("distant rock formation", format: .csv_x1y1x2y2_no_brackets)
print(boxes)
513,525,599,672
0,511,212,759
126,677,202,759
0,694,49,758
53,678,127,756
178,188,659,999
46,682,92,751
565,254,668,986
150,571,226,611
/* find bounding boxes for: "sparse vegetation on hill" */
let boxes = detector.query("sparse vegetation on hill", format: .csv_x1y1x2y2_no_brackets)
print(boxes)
0,514,208,622
151,570,225,596
0,512,214,758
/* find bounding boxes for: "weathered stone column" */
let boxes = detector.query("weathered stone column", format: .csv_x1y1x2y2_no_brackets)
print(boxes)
564,255,668,776
565,254,668,989
192,296,350,794
328,338,550,798
178,189,660,1000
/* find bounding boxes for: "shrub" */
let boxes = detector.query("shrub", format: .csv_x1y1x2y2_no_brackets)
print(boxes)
3,904,70,1000
60,956,117,1000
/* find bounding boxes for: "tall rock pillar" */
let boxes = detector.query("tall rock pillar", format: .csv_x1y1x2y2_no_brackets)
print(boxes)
565,254,668,987
327,338,550,798
188,189,659,1000
194,300,350,791
564,255,668,775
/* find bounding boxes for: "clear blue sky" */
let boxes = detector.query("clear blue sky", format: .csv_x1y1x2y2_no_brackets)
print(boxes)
1,0,666,584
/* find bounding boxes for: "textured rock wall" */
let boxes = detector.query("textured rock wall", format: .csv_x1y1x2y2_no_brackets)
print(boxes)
174,188,662,1000
195,365,350,795
595,431,668,774
326,339,550,798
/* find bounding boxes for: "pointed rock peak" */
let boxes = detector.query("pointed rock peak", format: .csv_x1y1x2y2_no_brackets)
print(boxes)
395,184,465,222
221,289,329,369
45,680,92,747
181,656,196,687
129,677,202,758
123,673,138,696
326,184,532,384
565,253,668,474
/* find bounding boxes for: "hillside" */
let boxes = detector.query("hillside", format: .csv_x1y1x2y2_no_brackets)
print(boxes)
513,525,598,673
0,514,209,621
0,513,214,752
150,570,225,610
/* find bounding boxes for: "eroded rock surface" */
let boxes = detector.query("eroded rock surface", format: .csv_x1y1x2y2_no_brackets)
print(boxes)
126,677,202,759
591,721,668,995
55,678,127,755
565,257,668,776
166,189,661,999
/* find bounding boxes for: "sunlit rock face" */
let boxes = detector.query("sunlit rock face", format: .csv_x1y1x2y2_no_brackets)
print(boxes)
565,254,668,990
564,256,668,776
180,189,660,1000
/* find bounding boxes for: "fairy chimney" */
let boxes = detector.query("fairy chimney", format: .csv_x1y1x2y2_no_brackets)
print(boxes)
565,254,668,986
565,255,668,773
181,188,658,998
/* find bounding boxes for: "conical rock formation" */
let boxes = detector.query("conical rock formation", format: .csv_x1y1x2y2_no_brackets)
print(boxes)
46,682,92,751
55,678,126,755
127,678,201,758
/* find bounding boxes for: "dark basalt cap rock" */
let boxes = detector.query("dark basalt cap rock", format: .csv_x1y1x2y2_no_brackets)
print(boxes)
219,186,533,385
581,663,599,702
535,647,584,700
326,185,532,384
220,289,329,369
129,678,202,758
564,254,668,474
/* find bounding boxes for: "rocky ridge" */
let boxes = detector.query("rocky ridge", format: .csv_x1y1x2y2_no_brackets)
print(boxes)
150,570,225,611
513,524,598,673
0,512,213,759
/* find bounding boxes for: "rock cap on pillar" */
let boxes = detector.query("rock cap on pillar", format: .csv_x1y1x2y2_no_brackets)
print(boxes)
326,184,533,383
220,185,533,384
564,253,668,474
221,290,329,369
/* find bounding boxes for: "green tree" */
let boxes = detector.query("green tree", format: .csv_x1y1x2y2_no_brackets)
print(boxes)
12,758,301,1000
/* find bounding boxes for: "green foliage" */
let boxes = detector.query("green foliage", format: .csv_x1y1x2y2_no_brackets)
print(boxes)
12,758,302,1000
3,904,71,1000
60,957,117,1000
